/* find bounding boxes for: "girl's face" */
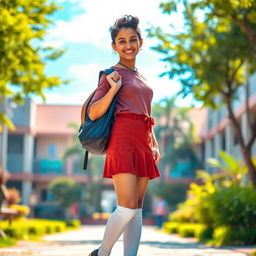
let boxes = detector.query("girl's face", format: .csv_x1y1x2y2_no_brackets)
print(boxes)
112,28,143,61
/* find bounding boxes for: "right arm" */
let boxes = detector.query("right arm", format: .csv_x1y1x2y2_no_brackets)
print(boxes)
88,71,122,121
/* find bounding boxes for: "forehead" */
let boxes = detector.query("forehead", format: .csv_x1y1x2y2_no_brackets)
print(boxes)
116,28,138,39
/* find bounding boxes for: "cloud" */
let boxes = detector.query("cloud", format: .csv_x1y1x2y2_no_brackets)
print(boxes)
46,0,183,48
68,62,104,92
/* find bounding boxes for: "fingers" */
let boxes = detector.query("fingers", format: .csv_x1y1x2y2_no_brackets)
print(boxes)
152,148,161,164
107,71,121,83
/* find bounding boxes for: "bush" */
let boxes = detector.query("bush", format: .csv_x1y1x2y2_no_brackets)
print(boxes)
178,223,204,237
249,250,256,256
1,219,68,240
194,225,213,241
54,222,66,232
169,202,195,223
205,186,256,229
212,226,256,246
65,219,81,227
4,226,28,239
163,222,179,233
163,221,213,240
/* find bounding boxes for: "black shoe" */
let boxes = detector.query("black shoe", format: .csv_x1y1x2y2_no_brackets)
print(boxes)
89,248,99,256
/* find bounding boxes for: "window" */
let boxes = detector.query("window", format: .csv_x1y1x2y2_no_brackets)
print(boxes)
41,189,47,202
48,144,56,158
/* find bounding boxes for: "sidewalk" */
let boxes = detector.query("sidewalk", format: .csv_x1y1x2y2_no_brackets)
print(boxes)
0,225,255,256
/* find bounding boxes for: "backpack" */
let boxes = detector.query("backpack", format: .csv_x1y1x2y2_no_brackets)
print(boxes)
78,68,118,170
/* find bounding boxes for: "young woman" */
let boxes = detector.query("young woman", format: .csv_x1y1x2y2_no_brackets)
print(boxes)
88,15,161,256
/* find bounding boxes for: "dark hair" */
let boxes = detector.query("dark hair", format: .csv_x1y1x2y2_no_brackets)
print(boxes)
110,15,142,44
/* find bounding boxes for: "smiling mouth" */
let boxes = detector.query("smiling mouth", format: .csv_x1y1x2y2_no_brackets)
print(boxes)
124,50,135,53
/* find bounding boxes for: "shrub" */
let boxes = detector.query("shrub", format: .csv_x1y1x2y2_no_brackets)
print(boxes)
205,186,256,229
194,225,213,241
249,250,256,256
177,223,204,238
169,202,195,223
163,222,179,233
213,226,256,246
4,226,28,239
65,219,81,227
54,222,66,232
1,219,68,240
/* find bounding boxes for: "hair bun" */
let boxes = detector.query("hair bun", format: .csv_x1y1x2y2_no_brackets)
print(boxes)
116,15,139,29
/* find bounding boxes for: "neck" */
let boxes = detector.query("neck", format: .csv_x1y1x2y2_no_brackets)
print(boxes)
118,59,136,70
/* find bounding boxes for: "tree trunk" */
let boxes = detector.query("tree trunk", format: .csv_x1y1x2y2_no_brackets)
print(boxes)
240,146,256,187
224,92,256,187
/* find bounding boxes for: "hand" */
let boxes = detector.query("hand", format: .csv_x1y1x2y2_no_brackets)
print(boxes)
106,71,122,92
151,147,161,164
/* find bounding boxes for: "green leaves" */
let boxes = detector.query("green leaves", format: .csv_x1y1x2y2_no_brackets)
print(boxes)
148,0,256,108
48,177,82,209
0,0,65,129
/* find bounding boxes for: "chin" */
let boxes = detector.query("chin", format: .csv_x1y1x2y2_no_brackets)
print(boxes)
121,55,137,60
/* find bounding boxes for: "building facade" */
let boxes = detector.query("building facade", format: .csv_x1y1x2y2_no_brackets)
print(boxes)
0,98,117,219
200,73,256,170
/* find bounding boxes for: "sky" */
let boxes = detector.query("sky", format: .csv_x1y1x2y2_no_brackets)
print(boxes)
33,0,199,107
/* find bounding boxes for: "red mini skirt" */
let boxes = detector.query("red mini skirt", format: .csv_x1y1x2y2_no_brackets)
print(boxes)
103,112,161,180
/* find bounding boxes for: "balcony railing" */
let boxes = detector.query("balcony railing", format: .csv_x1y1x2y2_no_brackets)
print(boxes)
33,158,65,175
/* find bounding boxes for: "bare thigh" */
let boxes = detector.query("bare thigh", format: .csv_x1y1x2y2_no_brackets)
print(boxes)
112,173,138,209
137,177,149,208
112,173,149,209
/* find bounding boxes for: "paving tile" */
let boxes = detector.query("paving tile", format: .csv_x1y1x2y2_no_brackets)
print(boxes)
0,225,255,256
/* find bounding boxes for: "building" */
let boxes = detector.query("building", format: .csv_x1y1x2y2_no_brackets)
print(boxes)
1,98,116,219
0,96,210,219
200,73,256,170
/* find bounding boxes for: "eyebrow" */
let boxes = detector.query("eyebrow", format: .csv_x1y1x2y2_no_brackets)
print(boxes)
117,36,137,40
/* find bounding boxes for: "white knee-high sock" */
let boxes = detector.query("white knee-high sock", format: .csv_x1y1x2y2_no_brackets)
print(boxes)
98,205,138,256
123,208,142,256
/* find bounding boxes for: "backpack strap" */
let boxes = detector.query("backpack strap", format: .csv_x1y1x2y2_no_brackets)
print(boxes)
83,150,89,170
82,67,115,170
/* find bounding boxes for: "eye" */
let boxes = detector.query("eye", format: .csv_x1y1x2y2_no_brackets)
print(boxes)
131,39,137,42
119,40,126,44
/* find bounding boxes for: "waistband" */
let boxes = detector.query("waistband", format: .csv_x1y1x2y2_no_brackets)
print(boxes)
115,112,155,131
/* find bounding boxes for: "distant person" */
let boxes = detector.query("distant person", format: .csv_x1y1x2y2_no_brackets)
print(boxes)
87,15,161,256
153,196,168,229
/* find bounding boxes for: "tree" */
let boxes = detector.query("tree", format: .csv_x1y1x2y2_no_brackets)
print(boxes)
187,0,256,53
48,177,82,219
148,0,256,186
0,0,66,131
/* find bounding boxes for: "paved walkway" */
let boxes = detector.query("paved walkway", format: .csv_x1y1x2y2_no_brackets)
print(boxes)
0,225,255,256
